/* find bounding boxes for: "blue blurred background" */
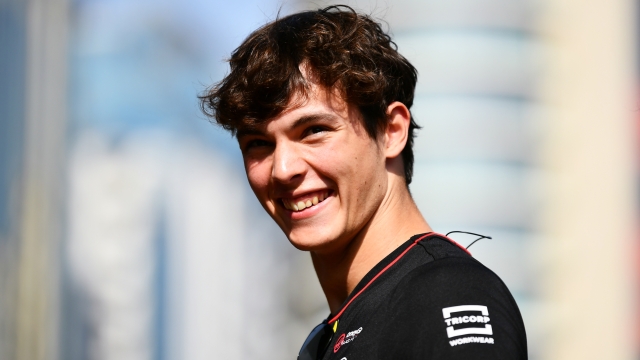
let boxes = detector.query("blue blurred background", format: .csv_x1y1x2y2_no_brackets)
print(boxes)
0,0,638,359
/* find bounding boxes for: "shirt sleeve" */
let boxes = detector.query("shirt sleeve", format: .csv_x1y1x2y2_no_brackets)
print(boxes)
377,256,528,359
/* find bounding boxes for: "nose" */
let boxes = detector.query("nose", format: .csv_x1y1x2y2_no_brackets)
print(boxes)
272,141,306,184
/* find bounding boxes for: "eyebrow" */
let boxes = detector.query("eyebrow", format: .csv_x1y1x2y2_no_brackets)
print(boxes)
290,113,337,130
236,113,337,139
236,128,264,139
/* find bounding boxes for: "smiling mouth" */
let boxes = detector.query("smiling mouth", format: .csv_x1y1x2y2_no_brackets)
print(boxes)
281,190,331,212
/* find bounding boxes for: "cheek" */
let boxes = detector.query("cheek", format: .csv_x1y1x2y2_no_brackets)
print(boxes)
317,139,383,189
245,160,272,199
306,144,352,183
349,144,386,195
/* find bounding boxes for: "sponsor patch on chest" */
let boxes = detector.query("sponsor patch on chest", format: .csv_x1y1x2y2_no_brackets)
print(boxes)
333,327,363,353
442,305,494,346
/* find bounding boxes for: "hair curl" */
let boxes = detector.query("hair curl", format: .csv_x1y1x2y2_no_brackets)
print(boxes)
200,5,420,184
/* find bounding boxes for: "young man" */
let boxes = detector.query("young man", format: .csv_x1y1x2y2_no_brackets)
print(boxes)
200,5,527,359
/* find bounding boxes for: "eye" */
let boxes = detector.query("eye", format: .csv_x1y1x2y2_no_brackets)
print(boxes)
248,139,269,147
305,126,328,136
243,139,272,152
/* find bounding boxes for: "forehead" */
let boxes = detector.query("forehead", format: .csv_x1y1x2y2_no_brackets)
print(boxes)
237,84,360,135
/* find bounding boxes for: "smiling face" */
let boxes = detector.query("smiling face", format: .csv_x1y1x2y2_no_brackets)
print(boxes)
238,86,389,254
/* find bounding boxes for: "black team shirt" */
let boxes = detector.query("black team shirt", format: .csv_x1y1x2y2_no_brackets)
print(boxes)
317,233,527,359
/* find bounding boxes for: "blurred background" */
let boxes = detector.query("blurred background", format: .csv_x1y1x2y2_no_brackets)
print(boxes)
0,0,637,359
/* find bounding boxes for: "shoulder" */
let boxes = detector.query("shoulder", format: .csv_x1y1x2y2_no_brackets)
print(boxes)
394,255,513,304
379,253,528,359
398,236,517,310
387,255,520,325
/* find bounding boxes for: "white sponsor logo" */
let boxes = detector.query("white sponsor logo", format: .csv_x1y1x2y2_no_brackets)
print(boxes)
449,336,494,346
442,305,494,344
333,327,362,353
342,327,362,345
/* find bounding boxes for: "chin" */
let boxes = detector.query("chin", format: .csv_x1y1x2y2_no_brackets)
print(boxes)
287,234,330,252
286,228,346,253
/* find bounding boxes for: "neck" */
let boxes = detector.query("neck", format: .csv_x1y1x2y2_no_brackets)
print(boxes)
310,173,431,314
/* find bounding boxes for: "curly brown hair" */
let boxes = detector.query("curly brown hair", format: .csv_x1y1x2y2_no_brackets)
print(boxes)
199,5,420,184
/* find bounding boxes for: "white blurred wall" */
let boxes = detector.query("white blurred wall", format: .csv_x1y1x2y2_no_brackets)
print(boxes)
538,0,637,358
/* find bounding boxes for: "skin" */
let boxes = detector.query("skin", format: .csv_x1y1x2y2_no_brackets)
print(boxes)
238,83,431,313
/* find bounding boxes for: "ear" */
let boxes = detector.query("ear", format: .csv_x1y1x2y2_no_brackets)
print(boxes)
384,101,411,159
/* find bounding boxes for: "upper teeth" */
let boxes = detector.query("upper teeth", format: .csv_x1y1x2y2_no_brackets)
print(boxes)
284,192,329,212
